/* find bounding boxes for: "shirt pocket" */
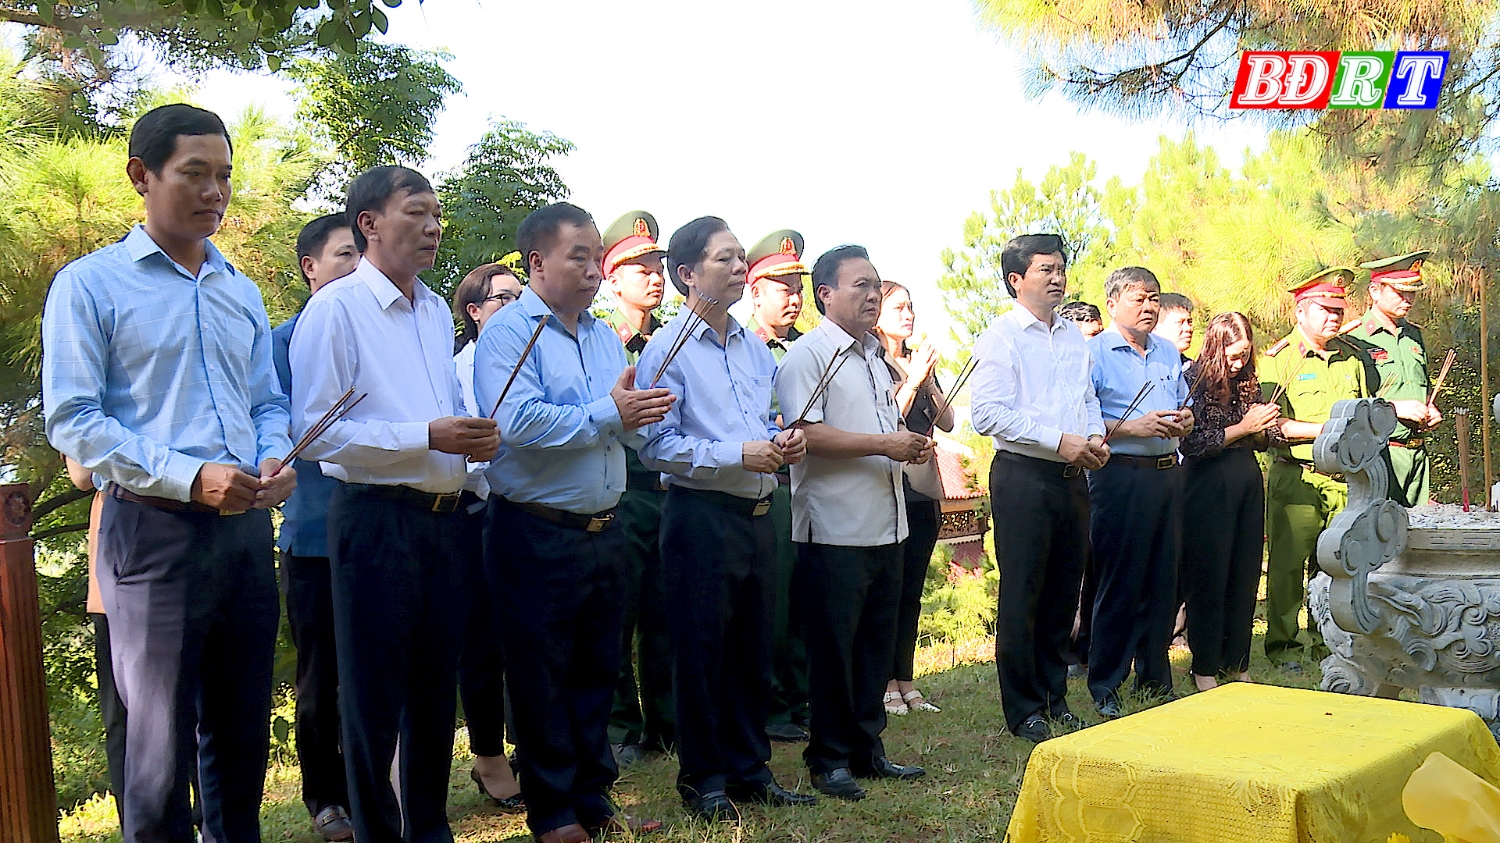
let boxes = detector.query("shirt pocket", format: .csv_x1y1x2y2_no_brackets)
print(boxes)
748,374,774,425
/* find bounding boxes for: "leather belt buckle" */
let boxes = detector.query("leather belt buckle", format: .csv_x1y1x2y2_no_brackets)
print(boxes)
431,492,461,513
752,500,771,517
1155,455,1176,470
1063,465,1081,478
217,509,243,517
586,514,613,533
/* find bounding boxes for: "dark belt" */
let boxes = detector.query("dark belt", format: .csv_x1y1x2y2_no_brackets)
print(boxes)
1109,453,1180,470
1275,457,1346,483
1390,438,1425,449
511,500,616,533
995,449,1083,478
673,486,773,517
345,483,463,513
110,485,239,516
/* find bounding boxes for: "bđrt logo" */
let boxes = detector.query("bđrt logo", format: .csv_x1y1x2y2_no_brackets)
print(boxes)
1230,51,1448,110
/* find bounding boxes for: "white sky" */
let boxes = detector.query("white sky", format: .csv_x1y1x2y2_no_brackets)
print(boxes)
175,0,1271,342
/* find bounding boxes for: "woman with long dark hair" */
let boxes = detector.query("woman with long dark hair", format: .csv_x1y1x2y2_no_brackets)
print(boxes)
872,280,953,715
1180,312,1280,691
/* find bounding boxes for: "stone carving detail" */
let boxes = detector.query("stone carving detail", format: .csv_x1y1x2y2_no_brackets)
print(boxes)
1311,398,1500,735
1313,398,1407,634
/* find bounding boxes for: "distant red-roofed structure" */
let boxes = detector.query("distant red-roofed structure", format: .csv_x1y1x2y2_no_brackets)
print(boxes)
933,435,989,569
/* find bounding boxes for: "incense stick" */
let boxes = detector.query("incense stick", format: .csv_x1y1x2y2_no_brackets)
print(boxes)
489,317,550,420
1427,347,1457,405
276,389,365,475
650,297,718,387
1103,381,1155,443
1458,408,1473,511
929,357,978,434
792,350,851,426
1267,354,1313,408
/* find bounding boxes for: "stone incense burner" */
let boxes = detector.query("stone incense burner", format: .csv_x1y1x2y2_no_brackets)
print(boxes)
1309,398,1500,734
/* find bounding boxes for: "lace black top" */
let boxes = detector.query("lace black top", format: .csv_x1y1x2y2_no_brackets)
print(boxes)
1180,361,1269,462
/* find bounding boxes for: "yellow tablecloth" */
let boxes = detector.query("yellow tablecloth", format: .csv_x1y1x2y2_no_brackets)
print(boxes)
1005,683,1500,843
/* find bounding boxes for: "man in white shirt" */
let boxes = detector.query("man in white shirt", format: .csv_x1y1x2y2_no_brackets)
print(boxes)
289,166,499,843
774,244,932,801
970,234,1109,743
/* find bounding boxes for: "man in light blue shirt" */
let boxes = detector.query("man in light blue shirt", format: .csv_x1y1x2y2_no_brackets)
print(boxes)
42,104,295,843
475,202,672,843
1086,266,1194,718
635,217,814,821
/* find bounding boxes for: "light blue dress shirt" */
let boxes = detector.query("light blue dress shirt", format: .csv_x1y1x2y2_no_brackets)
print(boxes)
1089,324,1189,457
42,225,292,502
476,288,645,515
273,313,337,556
636,311,781,500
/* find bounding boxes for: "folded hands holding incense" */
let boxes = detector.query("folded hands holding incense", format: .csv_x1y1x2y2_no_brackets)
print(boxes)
886,431,935,465
612,364,675,430
430,415,500,462
192,460,298,512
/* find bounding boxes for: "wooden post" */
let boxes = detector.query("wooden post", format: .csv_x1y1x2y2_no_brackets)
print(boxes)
1482,276,1494,509
0,483,59,843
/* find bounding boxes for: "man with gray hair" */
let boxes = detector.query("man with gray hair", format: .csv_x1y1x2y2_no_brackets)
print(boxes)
1087,267,1193,718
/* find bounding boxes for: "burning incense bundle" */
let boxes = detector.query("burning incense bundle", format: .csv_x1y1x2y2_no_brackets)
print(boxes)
488,317,549,420
1103,382,1155,444
791,350,851,426
649,297,718,388
1427,347,1457,406
277,387,367,474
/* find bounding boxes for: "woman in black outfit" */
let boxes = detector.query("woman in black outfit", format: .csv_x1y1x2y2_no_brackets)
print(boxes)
874,281,954,714
1180,312,1280,691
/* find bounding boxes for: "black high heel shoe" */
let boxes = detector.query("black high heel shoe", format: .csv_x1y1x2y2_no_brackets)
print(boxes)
470,767,526,813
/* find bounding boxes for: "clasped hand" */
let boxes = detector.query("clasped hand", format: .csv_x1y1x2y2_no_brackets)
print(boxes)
192,459,298,512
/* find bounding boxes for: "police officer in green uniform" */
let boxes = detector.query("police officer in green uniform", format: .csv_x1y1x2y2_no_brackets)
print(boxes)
745,229,811,742
1348,251,1442,507
1262,267,1376,673
600,211,676,765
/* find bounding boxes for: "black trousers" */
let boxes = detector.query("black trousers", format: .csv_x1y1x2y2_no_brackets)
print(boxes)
98,498,278,843
1182,449,1265,677
92,612,128,825
1087,460,1184,705
660,487,776,798
892,500,941,682
458,502,512,759
609,485,675,750
486,497,627,836
766,480,810,728
796,541,902,775
328,485,473,843
280,553,349,816
990,454,1089,731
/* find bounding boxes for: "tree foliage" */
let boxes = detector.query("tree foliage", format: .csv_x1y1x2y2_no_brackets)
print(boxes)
432,118,574,298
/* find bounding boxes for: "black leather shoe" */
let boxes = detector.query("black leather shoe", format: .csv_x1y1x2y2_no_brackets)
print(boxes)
765,722,809,742
684,790,738,823
1096,698,1123,719
1013,715,1051,743
854,756,926,780
1050,711,1083,731
312,806,355,842
726,781,817,807
811,768,866,801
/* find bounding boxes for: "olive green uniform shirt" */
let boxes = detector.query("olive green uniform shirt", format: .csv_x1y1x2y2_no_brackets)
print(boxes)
1348,313,1428,441
1261,330,1374,462
606,307,664,488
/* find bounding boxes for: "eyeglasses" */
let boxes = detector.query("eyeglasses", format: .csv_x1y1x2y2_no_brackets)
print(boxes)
483,292,519,305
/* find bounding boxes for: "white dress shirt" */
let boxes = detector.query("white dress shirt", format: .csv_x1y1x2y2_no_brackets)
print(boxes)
773,319,907,547
453,340,490,499
289,257,468,494
970,304,1106,462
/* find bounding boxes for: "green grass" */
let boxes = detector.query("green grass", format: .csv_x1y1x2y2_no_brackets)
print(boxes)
58,627,1324,843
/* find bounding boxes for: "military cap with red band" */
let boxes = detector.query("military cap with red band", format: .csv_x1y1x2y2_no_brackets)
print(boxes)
602,210,667,274
747,229,809,285
1361,250,1430,292
1288,266,1356,308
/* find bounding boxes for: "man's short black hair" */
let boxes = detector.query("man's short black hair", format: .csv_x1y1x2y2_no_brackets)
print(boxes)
1058,301,1101,323
666,216,730,297
1159,292,1194,314
516,202,596,268
345,166,435,252
128,104,233,175
1104,266,1161,300
810,244,871,315
295,213,351,285
1000,234,1069,298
